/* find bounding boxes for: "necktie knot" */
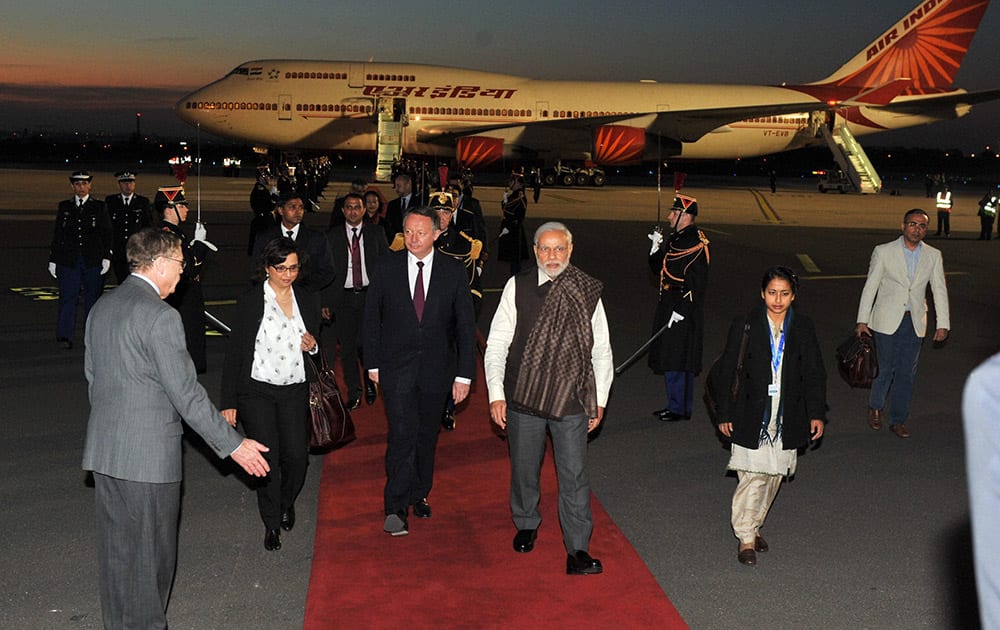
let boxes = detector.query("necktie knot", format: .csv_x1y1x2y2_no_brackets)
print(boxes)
286,230,294,239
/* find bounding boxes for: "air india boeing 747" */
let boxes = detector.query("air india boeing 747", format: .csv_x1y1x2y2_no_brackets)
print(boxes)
176,0,999,186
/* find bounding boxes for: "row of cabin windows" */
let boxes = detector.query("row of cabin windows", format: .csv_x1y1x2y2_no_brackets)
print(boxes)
185,101,281,111
366,74,415,82
286,72,347,80
745,116,804,124
183,100,636,120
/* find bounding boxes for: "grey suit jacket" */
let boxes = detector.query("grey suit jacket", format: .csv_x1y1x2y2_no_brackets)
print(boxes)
82,275,243,483
856,236,950,337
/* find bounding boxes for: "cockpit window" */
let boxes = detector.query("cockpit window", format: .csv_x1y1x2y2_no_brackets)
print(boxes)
229,67,250,76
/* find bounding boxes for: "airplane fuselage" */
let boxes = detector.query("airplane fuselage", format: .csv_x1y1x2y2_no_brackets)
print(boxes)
175,59,969,163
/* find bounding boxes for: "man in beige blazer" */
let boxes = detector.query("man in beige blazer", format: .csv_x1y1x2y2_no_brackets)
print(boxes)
856,208,950,438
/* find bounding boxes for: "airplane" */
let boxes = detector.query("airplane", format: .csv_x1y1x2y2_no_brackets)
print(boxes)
175,0,1000,192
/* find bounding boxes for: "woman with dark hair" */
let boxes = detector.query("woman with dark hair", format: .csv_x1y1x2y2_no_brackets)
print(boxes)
363,189,392,244
221,237,321,551
715,266,827,566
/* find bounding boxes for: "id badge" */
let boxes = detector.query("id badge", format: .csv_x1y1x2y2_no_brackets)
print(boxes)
768,383,780,397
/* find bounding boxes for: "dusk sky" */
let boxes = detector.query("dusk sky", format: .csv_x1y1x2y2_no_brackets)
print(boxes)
4,0,1000,152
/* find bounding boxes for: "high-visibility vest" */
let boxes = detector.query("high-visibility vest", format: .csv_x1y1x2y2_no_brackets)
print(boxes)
936,191,953,211
982,196,998,218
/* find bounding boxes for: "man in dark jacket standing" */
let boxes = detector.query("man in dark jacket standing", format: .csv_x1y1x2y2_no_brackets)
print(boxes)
106,170,153,283
48,171,113,349
647,194,710,421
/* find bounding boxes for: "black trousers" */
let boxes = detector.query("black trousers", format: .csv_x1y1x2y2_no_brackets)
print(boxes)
329,290,367,399
383,388,448,514
239,379,310,529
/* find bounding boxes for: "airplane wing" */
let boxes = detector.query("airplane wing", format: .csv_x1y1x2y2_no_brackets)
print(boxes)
416,100,835,146
872,88,1000,116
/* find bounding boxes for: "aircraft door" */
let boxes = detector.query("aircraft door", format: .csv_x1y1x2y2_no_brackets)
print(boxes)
278,94,292,121
349,64,365,88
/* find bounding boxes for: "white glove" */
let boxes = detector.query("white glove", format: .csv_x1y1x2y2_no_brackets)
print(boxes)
499,227,510,238
195,222,207,242
648,229,664,255
100,259,111,275
48,262,57,279
197,239,219,252
667,311,685,328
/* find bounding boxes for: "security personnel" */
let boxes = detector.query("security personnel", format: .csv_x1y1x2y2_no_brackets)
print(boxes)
48,170,113,349
647,194,711,421
106,170,153,283
156,186,218,373
432,191,484,430
935,184,953,237
977,188,998,241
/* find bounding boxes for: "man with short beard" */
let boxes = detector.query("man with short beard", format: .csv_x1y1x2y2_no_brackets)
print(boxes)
484,221,614,575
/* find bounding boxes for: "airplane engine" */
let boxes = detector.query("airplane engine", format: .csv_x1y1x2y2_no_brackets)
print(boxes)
456,136,504,169
593,125,645,165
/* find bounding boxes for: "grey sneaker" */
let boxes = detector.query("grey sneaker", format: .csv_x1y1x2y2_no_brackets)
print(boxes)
384,512,408,536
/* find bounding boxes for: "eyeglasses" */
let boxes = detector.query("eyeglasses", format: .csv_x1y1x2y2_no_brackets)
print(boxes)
536,245,568,255
271,264,300,274
905,221,928,229
161,256,186,270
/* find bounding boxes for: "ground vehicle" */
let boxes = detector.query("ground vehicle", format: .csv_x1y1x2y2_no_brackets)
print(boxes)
814,169,852,193
541,161,607,187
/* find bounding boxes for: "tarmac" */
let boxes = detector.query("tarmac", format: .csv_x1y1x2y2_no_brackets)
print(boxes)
1,167,997,629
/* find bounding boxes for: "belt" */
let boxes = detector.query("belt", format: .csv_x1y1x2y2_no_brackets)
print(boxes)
345,286,367,293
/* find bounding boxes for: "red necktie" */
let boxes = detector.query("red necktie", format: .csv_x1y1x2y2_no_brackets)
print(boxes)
351,228,363,289
413,261,425,322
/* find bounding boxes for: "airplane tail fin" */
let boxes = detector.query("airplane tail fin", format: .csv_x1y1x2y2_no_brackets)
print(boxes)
813,0,990,94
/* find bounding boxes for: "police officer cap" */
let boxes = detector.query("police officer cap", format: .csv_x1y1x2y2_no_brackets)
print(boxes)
69,171,93,183
115,170,136,182
672,194,698,216
428,191,455,211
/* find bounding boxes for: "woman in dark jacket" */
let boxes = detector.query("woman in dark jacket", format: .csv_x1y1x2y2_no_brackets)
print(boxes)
716,266,827,566
221,237,321,551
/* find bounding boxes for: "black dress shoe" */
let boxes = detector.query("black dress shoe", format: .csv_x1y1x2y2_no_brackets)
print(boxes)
566,550,603,575
364,378,377,405
347,398,361,411
264,528,282,551
280,507,296,532
738,548,756,565
413,498,432,518
57,338,73,350
513,529,537,553
441,409,456,431
656,409,690,422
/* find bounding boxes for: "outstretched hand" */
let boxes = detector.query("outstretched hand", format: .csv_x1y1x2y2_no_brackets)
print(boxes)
232,438,270,477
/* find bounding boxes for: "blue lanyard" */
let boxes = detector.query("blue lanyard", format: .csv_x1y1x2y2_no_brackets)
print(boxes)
769,326,785,380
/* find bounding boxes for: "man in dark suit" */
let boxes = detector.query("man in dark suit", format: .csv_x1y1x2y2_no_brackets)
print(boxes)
322,192,389,409
106,170,153,283
48,170,113,349
254,192,336,294
364,205,477,536
384,171,417,240
82,228,270,629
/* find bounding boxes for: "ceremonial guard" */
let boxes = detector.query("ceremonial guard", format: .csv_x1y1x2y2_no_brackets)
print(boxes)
105,170,153,283
497,172,530,276
48,171,113,349
431,191,485,431
248,169,278,255
156,186,218,373
647,194,711,421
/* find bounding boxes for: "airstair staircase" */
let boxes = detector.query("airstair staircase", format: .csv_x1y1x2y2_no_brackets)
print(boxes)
819,124,882,194
375,99,403,182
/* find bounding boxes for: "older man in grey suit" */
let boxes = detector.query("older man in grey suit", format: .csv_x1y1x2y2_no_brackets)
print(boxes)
82,228,270,630
856,208,950,438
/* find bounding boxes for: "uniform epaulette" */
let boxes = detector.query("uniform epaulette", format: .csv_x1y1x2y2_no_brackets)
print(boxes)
459,231,483,260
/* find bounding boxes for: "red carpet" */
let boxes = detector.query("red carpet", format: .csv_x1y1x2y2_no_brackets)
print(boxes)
304,360,687,628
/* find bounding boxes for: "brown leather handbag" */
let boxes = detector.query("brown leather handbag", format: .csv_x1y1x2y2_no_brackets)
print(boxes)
704,319,751,422
306,352,355,450
835,332,878,389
